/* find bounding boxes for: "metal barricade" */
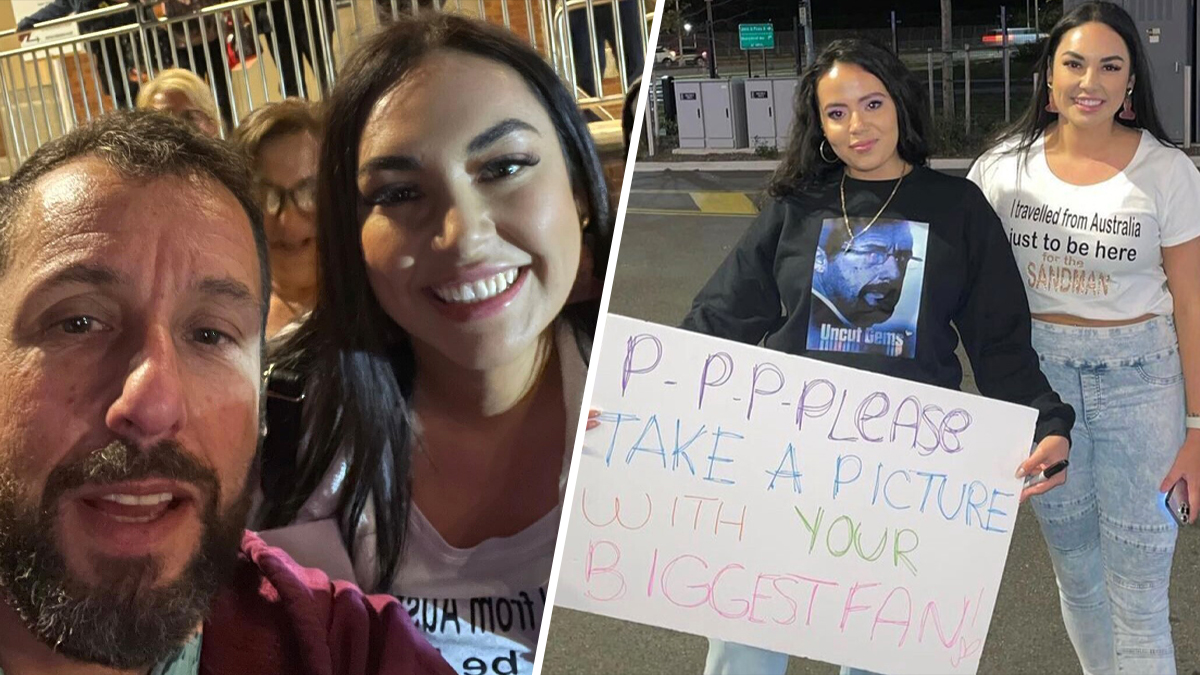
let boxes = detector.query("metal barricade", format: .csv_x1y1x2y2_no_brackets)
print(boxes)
0,0,653,176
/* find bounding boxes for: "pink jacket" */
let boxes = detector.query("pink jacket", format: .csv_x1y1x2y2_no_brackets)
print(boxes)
199,532,456,675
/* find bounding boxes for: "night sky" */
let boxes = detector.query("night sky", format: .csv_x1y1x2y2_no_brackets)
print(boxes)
682,0,1054,30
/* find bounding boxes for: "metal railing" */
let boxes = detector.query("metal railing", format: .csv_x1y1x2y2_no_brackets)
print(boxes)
0,0,652,175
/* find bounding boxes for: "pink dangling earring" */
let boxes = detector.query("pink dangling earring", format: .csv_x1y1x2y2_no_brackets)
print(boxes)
1119,88,1136,121
1045,84,1058,113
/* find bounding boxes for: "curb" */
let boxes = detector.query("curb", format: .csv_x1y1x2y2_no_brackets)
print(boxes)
635,155,1200,172
636,158,974,172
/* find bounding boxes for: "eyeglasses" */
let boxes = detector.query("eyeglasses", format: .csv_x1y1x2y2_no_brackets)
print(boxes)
259,177,316,217
841,245,922,267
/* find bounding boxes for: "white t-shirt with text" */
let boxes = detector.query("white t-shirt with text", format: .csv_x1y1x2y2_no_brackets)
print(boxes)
257,321,585,675
968,129,1200,320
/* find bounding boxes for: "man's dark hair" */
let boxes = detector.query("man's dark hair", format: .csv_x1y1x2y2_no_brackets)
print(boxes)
0,110,271,325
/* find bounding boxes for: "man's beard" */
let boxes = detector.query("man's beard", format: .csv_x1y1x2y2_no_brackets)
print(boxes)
847,282,902,326
0,440,251,670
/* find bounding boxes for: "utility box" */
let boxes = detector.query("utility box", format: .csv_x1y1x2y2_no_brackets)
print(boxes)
745,77,800,149
745,79,777,148
675,81,705,148
773,78,799,147
1065,0,1190,142
674,78,749,149
700,78,749,148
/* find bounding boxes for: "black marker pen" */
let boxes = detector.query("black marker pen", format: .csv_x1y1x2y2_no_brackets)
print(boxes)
1025,459,1069,488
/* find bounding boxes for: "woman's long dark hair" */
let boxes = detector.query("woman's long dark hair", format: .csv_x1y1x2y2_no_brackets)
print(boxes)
770,38,930,198
255,13,612,591
995,1,1172,153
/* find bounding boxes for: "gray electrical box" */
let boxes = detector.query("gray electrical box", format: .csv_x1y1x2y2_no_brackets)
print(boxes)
745,77,800,149
675,81,705,148
773,78,799,148
675,78,750,149
1065,0,1191,142
700,78,749,148
746,80,777,148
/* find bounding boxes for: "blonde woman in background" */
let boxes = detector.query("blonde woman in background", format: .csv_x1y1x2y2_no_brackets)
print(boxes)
136,68,222,138
235,99,323,336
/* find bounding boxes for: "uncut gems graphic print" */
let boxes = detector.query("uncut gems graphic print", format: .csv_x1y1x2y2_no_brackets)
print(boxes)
806,217,929,358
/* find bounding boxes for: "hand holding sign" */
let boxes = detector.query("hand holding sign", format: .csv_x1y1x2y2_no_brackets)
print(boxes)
557,316,1039,675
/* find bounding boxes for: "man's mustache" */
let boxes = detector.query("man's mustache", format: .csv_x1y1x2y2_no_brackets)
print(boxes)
41,440,220,511
859,283,901,309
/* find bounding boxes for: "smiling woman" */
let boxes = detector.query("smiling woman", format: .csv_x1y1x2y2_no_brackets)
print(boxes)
968,3,1200,672
673,38,1075,675
250,12,613,675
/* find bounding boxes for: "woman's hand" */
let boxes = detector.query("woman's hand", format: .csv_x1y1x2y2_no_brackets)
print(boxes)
1016,435,1070,503
586,408,601,430
1161,433,1200,524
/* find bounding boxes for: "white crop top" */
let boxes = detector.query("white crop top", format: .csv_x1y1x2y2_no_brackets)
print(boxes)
968,130,1200,320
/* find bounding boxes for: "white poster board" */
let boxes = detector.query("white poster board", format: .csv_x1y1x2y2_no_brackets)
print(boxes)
556,315,1037,675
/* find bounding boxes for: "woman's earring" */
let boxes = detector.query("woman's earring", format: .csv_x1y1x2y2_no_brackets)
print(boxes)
1045,84,1058,113
819,139,839,163
1119,88,1136,121
580,214,591,231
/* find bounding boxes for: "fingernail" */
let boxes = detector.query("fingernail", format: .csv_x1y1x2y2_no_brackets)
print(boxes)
1015,466,1026,478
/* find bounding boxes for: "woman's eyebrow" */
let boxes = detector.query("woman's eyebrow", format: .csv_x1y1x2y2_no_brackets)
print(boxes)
467,118,539,154
358,155,421,177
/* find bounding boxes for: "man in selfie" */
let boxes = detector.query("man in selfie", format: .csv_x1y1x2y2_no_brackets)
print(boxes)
0,110,453,675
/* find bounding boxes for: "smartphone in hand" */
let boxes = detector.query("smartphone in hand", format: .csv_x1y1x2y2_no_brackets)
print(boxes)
1167,479,1191,526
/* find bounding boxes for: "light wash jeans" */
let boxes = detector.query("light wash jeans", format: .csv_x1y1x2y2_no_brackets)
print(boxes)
1030,316,1184,675
704,639,881,675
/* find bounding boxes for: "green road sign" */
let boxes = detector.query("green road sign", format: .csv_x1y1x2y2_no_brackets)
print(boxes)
739,23,775,50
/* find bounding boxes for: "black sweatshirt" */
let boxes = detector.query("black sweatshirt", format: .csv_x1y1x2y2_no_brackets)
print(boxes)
681,166,1075,445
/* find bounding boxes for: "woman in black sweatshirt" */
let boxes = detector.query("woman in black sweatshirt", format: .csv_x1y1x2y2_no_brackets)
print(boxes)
684,38,1077,675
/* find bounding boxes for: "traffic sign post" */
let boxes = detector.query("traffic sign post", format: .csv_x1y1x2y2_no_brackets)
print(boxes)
739,23,775,50
739,23,775,77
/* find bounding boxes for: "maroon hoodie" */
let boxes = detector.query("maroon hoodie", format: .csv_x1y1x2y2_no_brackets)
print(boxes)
200,532,456,675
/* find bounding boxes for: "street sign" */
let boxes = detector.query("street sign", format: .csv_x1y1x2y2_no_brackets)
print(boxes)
739,23,775,50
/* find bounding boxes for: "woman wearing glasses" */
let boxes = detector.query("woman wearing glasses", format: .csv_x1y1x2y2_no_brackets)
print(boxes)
673,37,1076,674
235,99,322,336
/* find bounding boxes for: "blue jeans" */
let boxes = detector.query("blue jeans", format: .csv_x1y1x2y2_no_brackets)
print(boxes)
704,639,881,675
1030,316,1184,675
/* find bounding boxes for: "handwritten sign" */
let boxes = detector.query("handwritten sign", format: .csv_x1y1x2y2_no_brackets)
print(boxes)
556,316,1037,675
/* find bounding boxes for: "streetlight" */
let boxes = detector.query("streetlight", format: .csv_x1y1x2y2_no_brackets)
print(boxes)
684,22,693,50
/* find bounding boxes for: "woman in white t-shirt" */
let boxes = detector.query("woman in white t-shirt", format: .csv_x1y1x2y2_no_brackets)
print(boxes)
248,13,611,674
969,3,1200,673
